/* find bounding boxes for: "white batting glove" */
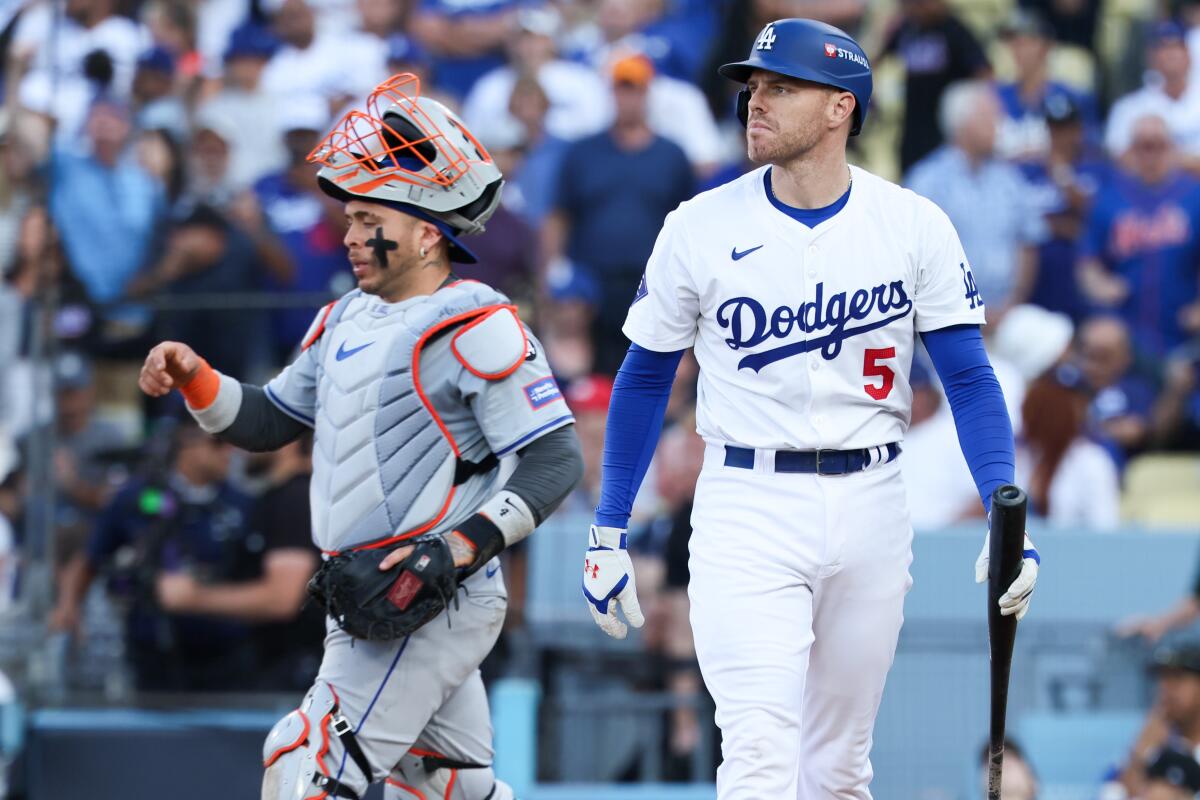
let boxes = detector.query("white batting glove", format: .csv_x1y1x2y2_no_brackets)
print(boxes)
975,531,1040,621
582,525,644,639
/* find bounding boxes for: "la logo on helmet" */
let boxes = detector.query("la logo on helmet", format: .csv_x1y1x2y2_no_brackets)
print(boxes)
755,24,776,50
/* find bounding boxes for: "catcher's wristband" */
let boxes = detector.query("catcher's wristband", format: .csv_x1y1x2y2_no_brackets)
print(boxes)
454,490,537,575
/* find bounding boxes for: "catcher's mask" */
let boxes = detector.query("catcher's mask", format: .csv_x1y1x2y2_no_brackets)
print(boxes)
308,73,503,264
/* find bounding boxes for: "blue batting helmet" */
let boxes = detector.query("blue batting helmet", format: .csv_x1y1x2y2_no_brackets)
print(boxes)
719,18,873,136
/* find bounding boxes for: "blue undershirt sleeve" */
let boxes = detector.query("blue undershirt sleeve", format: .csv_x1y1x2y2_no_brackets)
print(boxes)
594,343,685,528
919,324,1015,514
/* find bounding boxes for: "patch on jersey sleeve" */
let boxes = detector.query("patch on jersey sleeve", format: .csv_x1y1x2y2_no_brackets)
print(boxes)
451,305,528,380
631,273,648,305
524,377,563,409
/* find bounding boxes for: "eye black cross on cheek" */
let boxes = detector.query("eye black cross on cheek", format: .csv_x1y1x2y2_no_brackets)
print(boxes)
366,226,399,268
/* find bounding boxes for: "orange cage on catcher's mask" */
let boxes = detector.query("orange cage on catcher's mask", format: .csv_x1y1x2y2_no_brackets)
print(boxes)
308,73,495,196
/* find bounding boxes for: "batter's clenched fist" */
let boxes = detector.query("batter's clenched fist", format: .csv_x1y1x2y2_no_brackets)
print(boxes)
139,341,203,397
582,524,644,639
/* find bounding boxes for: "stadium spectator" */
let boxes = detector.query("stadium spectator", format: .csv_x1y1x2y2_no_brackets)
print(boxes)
976,737,1039,800
463,6,608,145
262,0,382,106
1078,315,1155,467
48,97,165,317
409,0,521,99
139,0,196,62
383,31,435,91
1078,114,1200,364
135,128,187,204
194,23,286,191
1019,92,1107,321
128,203,271,381
880,0,990,175
9,0,147,145
560,374,614,519
50,352,126,568
1017,0,1099,52
1017,365,1120,530
1117,644,1200,797
1105,22,1200,167
491,75,572,227
249,94,350,361
1152,347,1200,451
1143,746,1200,800
542,54,693,373
994,8,1095,163
50,415,259,692
158,436,324,692
907,81,1045,319
130,46,186,138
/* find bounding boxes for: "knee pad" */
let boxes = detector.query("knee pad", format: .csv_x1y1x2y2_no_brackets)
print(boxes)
262,681,373,800
384,751,515,800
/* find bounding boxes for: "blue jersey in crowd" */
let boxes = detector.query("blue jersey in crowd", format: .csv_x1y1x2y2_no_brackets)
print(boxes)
1019,156,1109,320
1082,171,1200,360
254,173,348,356
417,0,522,98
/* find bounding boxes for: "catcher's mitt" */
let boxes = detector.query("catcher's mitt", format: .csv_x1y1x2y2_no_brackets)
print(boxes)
308,535,458,641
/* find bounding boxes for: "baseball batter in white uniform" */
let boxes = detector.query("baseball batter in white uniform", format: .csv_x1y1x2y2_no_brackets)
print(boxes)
581,20,1042,799
139,75,583,800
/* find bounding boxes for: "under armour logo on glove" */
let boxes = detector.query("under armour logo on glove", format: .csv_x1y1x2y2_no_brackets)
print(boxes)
582,525,644,639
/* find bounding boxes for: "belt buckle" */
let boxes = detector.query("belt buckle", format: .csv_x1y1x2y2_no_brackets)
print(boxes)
815,449,841,475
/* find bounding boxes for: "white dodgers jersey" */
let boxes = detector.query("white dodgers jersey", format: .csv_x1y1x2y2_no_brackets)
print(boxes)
624,165,986,450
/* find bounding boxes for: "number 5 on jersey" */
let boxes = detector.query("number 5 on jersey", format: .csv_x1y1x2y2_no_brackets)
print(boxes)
863,347,896,400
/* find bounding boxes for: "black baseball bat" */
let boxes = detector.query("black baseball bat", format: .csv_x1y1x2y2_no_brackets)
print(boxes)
986,484,1028,800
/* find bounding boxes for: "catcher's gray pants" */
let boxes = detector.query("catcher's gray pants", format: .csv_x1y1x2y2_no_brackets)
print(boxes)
263,568,513,800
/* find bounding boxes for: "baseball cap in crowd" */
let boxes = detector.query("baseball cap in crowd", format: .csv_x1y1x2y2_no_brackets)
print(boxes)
516,5,562,37
992,305,1075,383
285,93,329,134
1149,20,1188,47
1043,92,1081,125
193,105,238,144
610,53,655,87
54,351,93,392
1145,747,1200,791
1000,8,1054,40
386,34,430,68
566,375,614,415
137,45,176,75
224,22,279,62
1150,643,1200,675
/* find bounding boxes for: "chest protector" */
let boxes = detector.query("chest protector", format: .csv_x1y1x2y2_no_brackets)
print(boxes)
307,281,513,554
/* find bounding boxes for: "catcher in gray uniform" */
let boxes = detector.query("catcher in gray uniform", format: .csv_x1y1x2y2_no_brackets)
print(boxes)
137,74,583,800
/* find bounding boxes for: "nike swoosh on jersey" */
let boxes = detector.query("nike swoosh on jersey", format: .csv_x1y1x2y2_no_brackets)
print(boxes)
731,245,764,261
335,340,374,361
485,562,500,578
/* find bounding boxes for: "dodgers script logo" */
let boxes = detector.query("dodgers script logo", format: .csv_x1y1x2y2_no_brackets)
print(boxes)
717,280,913,372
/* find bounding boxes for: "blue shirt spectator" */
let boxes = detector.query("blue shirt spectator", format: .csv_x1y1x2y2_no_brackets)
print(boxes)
1078,315,1155,467
907,82,1045,313
993,8,1097,162
411,0,522,99
49,99,163,310
1018,93,1109,321
543,54,693,372
1078,115,1200,362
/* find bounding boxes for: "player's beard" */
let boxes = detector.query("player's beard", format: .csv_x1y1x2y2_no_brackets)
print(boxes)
746,117,825,166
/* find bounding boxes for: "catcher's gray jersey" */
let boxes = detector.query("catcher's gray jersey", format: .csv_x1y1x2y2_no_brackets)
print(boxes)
264,280,574,554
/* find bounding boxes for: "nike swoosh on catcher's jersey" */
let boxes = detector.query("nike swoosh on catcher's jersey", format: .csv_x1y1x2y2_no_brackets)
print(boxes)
731,245,764,261
486,563,500,578
335,340,374,361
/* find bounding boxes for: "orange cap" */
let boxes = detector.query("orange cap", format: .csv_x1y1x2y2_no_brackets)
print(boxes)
610,54,654,87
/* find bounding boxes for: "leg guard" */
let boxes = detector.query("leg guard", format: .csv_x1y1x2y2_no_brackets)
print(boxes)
383,751,516,800
262,681,374,800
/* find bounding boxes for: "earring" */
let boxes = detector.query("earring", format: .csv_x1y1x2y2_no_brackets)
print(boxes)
420,246,426,258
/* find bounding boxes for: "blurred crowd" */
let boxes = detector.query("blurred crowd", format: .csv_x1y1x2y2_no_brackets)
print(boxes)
0,0,1198,792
